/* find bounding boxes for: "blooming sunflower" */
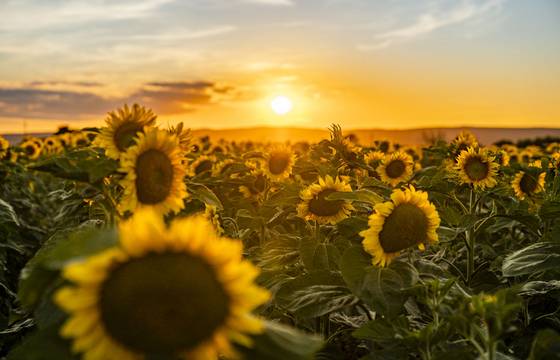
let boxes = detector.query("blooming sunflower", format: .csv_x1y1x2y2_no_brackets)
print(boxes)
204,204,224,235
262,146,296,180
451,130,478,155
43,136,63,154
378,151,414,187
364,150,385,177
361,186,440,267
511,171,546,200
70,132,90,148
297,175,354,225
119,128,187,215
0,136,10,158
454,147,499,190
239,170,268,200
212,159,236,177
20,139,42,160
188,155,217,177
168,122,191,152
94,104,157,159
54,209,270,360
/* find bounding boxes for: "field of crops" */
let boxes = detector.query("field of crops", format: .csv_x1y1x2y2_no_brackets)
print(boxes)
1,104,559,360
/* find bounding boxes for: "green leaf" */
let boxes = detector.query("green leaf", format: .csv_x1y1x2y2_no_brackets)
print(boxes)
187,182,223,210
325,189,383,205
275,271,359,318
540,200,560,221
0,198,20,226
528,329,560,360
340,246,417,318
502,242,560,277
353,317,408,342
7,324,77,360
235,320,323,360
299,237,340,271
18,223,117,309
519,280,560,300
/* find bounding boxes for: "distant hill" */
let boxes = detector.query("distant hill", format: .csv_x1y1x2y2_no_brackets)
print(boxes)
3,127,560,146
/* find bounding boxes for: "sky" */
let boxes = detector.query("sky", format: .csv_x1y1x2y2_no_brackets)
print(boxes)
0,0,559,133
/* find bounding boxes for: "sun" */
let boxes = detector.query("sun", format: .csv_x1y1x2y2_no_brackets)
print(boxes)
270,95,293,115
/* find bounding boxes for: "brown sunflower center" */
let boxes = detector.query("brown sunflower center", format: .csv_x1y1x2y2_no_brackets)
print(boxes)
378,203,428,253
135,149,174,204
385,160,406,179
194,160,213,175
519,173,538,194
463,156,489,181
99,252,230,356
251,174,267,194
268,152,291,175
114,121,143,151
25,145,36,156
308,188,345,217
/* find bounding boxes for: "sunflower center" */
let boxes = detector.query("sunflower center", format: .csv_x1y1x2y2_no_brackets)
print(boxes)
194,160,213,175
25,145,36,156
135,149,174,204
308,188,345,217
268,152,291,175
519,173,538,194
385,160,406,179
251,174,267,193
99,252,230,355
464,156,489,181
378,203,428,253
114,121,143,151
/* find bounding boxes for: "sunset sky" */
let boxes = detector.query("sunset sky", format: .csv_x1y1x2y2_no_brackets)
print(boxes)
0,0,559,133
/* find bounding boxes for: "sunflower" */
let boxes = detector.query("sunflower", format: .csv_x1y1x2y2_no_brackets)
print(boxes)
212,159,236,177
188,155,217,177
70,132,90,148
54,209,270,360
451,130,478,156
511,171,546,200
239,170,268,200
454,147,499,190
43,136,63,154
0,136,10,158
262,146,296,180
361,186,440,267
363,150,385,177
94,104,157,159
204,204,224,235
372,139,394,153
119,128,187,215
168,122,191,152
297,175,354,225
378,151,414,187
20,139,42,160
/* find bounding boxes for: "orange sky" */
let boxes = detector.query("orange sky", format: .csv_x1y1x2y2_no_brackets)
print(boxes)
0,0,559,134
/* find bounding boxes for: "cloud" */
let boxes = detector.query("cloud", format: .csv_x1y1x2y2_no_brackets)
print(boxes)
240,0,295,6
357,0,506,51
0,80,244,120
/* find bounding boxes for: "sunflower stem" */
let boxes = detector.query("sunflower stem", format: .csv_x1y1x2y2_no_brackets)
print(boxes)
466,188,476,285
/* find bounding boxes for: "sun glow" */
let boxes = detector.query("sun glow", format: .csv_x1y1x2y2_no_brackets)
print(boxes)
270,96,293,115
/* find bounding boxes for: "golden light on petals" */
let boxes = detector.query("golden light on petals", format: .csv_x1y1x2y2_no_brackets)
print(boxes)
297,175,354,225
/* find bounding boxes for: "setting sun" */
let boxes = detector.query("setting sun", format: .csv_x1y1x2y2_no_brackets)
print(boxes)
270,96,293,116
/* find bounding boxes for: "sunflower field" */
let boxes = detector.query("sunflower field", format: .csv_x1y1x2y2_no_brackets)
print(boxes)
1,104,560,360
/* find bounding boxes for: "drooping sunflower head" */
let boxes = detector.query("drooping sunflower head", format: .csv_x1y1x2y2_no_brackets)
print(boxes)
378,151,414,187
119,128,187,215
188,155,217,177
20,139,42,160
94,104,157,159
512,171,546,200
297,175,354,225
361,186,440,267
262,146,296,180
54,209,270,360
239,169,268,200
454,147,499,190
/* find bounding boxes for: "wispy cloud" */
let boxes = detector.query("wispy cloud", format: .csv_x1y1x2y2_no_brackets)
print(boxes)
357,0,506,51
240,0,295,6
